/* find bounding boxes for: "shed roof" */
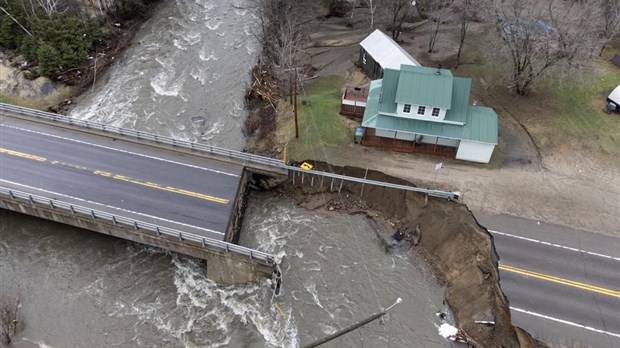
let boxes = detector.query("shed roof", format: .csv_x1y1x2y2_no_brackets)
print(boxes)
395,65,454,109
360,29,420,70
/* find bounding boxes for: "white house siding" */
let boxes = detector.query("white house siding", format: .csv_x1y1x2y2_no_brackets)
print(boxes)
375,129,396,138
375,129,416,141
419,136,459,147
456,141,495,163
396,103,447,120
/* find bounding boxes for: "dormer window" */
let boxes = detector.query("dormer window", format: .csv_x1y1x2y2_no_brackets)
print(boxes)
431,107,440,117
417,106,426,115
403,104,412,113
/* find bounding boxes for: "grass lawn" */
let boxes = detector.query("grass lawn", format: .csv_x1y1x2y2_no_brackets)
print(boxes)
445,26,620,167
548,60,620,160
282,75,353,162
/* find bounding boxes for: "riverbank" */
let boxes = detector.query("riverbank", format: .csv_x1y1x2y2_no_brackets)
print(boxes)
0,2,160,113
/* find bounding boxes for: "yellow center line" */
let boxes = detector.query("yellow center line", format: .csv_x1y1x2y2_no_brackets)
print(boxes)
499,264,620,298
1,147,229,205
94,170,229,204
0,147,47,162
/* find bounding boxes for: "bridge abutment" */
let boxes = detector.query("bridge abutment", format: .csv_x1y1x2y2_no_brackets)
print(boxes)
0,197,275,285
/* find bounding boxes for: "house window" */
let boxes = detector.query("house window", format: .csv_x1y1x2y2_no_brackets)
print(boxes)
403,104,412,113
431,107,440,117
417,106,426,115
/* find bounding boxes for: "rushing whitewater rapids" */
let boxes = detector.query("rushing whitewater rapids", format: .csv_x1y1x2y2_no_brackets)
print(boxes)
0,1,457,346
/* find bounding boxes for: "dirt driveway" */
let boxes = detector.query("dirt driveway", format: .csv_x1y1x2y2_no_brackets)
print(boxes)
301,15,620,237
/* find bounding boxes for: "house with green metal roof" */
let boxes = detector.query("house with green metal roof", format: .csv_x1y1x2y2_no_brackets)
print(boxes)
361,65,498,163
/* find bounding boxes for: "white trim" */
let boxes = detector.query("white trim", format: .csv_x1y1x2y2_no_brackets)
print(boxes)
378,112,465,126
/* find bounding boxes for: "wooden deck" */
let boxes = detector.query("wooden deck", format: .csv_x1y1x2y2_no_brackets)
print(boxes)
361,128,457,158
341,86,367,118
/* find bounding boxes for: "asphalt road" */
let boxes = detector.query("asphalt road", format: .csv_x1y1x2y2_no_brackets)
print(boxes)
475,212,620,348
0,114,244,240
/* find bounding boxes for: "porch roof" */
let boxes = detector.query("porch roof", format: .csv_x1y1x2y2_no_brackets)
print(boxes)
371,105,498,144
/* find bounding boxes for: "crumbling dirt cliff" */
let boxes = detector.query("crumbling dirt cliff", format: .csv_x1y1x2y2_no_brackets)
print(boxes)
266,161,546,348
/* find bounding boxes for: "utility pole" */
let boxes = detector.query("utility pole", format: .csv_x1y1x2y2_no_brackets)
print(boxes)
302,298,402,348
294,69,299,138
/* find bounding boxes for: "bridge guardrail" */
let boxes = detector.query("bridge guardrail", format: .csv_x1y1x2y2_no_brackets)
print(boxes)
0,103,460,200
0,186,276,266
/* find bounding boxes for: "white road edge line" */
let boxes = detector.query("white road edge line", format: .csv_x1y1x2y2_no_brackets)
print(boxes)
489,229,620,262
0,180,225,236
0,123,239,178
511,307,620,339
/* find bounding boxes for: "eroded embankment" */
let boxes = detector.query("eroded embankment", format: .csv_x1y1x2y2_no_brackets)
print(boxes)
262,161,546,348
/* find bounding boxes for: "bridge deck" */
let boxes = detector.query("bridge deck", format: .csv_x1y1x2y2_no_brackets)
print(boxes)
0,114,243,241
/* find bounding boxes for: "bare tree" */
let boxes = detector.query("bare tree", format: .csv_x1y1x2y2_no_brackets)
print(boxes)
488,0,599,95
427,16,440,52
454,0,472,68
32,0,67,17
387,0,416,41
0,292,23,345
367,0,377,30
598,0,620,55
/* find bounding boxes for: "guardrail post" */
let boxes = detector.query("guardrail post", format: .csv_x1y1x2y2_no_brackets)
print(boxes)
70,205,75,214
320,176,324,189
360,168,368,197
202,238,206,247
301,172,305,185
112,216,117,225
49,200,54,209
29,195,34,204
338,180,344,193
330,178,334,191
292,171,295,185
134,221,139,230
178,232,183,241
250,250,253,260
8,191,14,199
424,193,428,207
225,244,229,253
311,175,314,187
156,227,160,236
91,210,96,219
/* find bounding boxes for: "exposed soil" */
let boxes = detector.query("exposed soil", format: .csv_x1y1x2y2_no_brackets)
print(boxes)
243,5,620,348
262,163,547,348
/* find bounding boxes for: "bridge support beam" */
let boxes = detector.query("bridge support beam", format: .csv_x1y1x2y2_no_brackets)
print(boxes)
0,199,276,285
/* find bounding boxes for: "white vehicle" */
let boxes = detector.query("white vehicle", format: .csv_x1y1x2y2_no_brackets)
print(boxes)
607,84,620,112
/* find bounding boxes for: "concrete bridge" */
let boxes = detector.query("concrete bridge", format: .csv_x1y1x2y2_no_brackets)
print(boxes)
0,103,459,286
